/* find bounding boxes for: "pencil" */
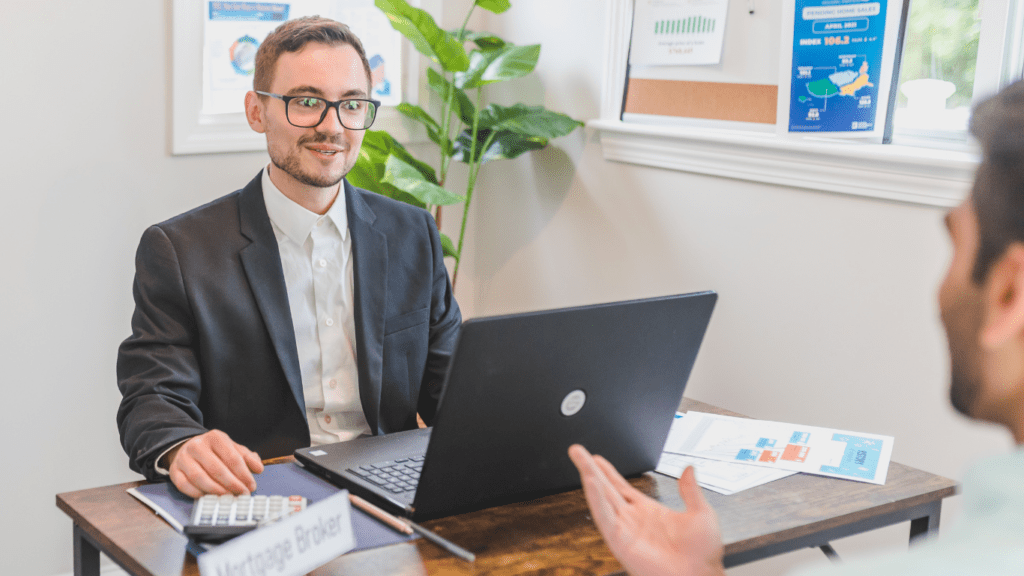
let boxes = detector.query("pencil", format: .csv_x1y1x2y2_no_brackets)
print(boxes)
346,493,475,562
347,493,413,534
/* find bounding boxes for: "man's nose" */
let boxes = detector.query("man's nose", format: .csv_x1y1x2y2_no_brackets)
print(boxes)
316,105,348,134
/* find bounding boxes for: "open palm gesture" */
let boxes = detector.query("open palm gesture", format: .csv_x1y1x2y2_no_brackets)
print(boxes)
569,444,726,576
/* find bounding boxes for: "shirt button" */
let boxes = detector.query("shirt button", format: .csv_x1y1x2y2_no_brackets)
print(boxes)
329,379,337,389
319,259,327,268
325,318,334,326
316,219,325,227
324,414,332,424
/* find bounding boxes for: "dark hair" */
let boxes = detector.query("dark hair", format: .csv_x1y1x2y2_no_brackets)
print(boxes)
253,16,372,94
969,80,1024,282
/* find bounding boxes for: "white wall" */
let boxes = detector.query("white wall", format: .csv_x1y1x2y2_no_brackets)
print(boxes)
1,1,1012,575
458,1,1014,575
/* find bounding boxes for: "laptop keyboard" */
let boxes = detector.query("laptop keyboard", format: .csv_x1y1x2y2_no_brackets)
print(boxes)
347,456,425,494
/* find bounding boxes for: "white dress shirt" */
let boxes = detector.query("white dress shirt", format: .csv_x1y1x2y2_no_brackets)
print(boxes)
262,166,370,445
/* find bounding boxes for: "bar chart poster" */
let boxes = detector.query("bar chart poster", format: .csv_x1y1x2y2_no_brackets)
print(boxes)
786,0,888,133
630,0,730,66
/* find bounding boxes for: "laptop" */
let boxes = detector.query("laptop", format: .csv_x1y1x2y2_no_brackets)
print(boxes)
294,291,717,521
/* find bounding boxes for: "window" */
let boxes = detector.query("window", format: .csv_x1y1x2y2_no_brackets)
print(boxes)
894,0,1024,141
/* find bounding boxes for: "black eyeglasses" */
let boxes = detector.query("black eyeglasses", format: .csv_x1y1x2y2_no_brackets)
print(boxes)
256,91,381,130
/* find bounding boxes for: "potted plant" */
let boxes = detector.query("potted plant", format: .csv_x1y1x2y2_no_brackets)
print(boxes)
347,0,584,286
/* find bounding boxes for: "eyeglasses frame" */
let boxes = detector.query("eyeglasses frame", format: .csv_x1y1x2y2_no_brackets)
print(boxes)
255,91,382,130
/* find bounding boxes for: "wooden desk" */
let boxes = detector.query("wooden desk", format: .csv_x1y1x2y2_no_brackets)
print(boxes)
57,399,957,576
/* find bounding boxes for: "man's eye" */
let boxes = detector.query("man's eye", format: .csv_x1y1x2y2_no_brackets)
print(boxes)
295,98,322,108
341,100,363,111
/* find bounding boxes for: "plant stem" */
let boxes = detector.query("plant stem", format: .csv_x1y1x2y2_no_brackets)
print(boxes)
438,4,477,187
452,87,491,287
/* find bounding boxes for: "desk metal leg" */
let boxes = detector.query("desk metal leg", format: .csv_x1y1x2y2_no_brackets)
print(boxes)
909,500,941,545
73,524,100,576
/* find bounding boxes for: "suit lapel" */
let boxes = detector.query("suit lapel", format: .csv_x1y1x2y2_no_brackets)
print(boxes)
346,181,388,435
237,172,306,416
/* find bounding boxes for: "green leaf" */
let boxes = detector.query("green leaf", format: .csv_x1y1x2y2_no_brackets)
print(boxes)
452,129,547,163
460,30,507,49
383,155,466,206
439,232,459,260
351,130,464,208
477,103,584,138
376,0,469,72
427,68,476,126
455,44,540,89
360,130,439,184
347,149,387,194
475,0,511,14
396,103,442,145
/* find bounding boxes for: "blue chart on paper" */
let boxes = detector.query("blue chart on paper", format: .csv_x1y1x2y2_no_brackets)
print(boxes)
209,2,290,22
819,433,883,479
789,0,887,132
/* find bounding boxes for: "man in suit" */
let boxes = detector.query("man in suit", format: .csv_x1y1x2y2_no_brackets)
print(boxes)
117,17,461,498
569,82,1024,575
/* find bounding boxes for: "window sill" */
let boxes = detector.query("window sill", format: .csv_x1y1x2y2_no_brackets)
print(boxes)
589,119,979,208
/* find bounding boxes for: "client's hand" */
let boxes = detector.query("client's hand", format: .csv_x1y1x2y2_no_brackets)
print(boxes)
568,444,726,576
166,430,264,498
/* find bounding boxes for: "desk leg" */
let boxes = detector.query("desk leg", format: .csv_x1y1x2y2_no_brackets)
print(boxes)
73,524,100,576
909,501,941,546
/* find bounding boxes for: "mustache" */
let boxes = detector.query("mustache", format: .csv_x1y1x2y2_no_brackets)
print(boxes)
298,132,346,146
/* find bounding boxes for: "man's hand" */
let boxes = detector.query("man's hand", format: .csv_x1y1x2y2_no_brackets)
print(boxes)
166,430,264,498
568,444,726,576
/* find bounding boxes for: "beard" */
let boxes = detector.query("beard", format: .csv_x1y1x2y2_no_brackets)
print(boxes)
269,132,352,189
943,294,984,418
949,362,981,417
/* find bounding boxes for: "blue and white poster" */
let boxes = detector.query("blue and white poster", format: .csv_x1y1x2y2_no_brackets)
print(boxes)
784,0,893,134
202,0,404,116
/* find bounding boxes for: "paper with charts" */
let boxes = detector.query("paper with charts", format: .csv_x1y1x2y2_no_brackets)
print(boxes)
657,413,795,495
666,411,893,484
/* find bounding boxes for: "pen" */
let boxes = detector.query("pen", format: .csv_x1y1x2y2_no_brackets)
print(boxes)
407,521,476,563
347,493,475,562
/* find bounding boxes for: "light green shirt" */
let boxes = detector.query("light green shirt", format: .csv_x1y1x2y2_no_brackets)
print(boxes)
792,446,1024,576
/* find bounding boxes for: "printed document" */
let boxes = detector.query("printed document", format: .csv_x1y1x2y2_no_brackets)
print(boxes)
630,0,731,66
666,411,894,484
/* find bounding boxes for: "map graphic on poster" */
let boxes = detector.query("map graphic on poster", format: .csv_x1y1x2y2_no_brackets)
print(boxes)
788,0,887,133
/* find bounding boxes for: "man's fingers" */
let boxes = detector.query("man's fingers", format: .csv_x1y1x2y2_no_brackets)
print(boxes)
592,454,647,503
169,466,203,499
569,445,629,514
570,445,625,537
678,465,710,514
242,446,265,474
171,454,234,496
206,433,258,493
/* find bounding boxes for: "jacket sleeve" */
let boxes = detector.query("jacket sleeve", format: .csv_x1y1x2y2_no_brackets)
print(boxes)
116,225,208,480
417,212,462,425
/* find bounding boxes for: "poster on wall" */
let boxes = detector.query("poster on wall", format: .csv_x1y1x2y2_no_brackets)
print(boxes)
202,0,403,117
777,0,907,140
629,0,731,66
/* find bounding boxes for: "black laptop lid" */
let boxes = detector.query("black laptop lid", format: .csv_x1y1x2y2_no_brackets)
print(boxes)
411,291,717,519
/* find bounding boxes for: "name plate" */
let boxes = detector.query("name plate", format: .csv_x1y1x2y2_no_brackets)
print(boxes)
198,490,356,576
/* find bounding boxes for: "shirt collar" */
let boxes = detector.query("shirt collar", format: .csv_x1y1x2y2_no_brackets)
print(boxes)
261,164,348,244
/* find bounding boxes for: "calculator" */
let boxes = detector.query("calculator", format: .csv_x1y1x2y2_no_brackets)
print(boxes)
183,494,307,542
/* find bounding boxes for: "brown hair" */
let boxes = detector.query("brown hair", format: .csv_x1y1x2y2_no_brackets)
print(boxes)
253,16,372,94
969,80,1024,282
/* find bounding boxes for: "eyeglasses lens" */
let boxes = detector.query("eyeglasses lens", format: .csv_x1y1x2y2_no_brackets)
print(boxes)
286,98,377,129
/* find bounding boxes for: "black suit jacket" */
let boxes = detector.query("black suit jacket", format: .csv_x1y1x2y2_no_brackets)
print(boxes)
116,172,461,480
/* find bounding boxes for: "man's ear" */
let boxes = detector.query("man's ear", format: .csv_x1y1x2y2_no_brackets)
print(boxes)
980,243,1024,348
244,91,266,133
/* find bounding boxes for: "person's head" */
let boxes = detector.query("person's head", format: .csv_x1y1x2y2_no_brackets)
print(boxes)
940,80,1024,441
244,17,375,195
